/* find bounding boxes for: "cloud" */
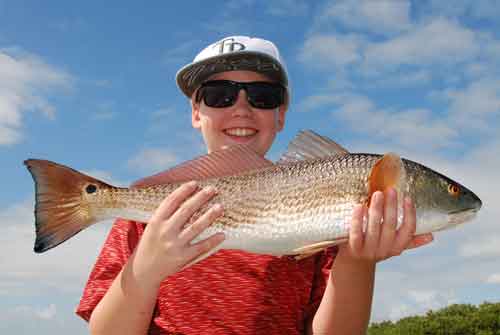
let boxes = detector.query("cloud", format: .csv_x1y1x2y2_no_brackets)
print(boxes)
0,48,72,146
297,94,341,113
299,75,500,153
439,78,500,131
0,303,87,335
459,235,500,258
363,18,479,70
128,148,179,175
299,17,492,85
486,274,500,284
369,70,433,88
0,199,110,296
423,0,500,21
299,33,364,69
323,0,412,35
314,93,458,150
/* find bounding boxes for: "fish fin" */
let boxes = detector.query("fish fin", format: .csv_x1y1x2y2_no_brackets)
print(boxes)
292,239,347,260
24,159,115,253
368,153,406,206
132,145,273,188
278,130,349,164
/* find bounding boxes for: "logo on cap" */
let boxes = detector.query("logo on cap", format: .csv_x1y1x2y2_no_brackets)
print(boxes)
213,38,246,54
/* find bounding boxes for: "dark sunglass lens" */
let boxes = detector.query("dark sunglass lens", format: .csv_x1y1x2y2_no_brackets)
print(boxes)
247,84,283,109
203,85,237,108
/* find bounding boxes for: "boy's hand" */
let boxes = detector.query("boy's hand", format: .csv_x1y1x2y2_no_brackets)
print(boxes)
132,181,225,285
340,188,433,262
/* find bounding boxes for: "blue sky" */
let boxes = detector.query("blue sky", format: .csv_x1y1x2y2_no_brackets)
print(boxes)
1,0,500,333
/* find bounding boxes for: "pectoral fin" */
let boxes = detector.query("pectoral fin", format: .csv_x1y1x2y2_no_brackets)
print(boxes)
368,153,405,206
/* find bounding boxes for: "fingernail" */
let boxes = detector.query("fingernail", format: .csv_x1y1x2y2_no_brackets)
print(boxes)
212,203,223,212
204,186,216,194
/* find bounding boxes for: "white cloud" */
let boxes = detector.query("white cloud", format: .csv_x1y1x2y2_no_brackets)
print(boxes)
370,70,433,88
364,18,479,69
36,304,57,320
440,78,500,131
297,94,341,113
323,93,459,150
324,0,412,35
372,266,461,321
0,199,110,296
459,235,500,258
0,303,87,335
299,34,363,69
128,148,179,174
299,17,492,84
486,274,500,284
425,0,500,21
0,49,72,146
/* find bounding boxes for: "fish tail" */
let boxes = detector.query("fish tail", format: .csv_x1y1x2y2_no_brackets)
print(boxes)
24,159,113,253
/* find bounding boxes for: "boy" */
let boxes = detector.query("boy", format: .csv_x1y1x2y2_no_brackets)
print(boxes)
77,36,433,334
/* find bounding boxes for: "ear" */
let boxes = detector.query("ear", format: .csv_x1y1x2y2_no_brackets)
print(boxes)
276,105,287,132
191,99,201,129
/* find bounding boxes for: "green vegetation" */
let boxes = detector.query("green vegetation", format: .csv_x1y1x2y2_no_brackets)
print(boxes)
368,302,500,335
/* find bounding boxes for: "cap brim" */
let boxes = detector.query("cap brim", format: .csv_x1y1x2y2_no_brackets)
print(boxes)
176,51,288,98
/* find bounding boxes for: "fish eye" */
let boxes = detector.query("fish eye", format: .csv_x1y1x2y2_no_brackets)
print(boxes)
448,184,460,197
85,184,98,194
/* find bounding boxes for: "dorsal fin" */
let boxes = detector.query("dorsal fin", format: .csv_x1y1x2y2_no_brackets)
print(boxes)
132,145,273,188
278,130,349,164
367,153,406,206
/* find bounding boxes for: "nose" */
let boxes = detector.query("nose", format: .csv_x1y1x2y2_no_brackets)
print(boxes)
231,89,253,117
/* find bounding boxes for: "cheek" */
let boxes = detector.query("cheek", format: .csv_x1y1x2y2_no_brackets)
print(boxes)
258,111,279,131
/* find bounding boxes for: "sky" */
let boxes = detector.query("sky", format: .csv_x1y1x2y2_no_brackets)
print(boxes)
1,0,500,333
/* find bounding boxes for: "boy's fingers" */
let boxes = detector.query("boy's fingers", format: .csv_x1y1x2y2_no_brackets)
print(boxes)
392,197,417,254
406,233,434,250
168,186,217,231
364,191,383,254
150,181,199,224
378,188,398,257
187,233,225,263
179,203,224,243
349,204,365,255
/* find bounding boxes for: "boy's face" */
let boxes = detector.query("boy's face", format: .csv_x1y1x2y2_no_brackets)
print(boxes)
191,70,287,156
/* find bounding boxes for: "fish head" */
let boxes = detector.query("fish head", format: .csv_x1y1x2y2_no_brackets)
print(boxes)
407,161,482,233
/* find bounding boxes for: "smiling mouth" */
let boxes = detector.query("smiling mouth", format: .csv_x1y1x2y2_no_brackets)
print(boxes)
224,128,258,137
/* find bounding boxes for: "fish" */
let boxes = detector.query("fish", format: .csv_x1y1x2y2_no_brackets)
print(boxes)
24,130,482,261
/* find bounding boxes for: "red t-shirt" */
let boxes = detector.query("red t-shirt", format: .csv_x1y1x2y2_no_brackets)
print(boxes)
76,219,337,334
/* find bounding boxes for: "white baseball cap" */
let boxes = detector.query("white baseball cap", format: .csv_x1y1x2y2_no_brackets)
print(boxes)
176,36,289,100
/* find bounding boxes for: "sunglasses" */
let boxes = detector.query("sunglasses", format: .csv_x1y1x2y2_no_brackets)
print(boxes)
195,80,285,109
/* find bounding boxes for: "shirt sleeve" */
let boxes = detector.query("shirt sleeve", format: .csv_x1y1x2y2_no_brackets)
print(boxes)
75,218,144,321
303,246,338,321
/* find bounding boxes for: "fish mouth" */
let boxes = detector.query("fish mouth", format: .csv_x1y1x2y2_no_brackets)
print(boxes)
449,207,481,215
447,207,480,227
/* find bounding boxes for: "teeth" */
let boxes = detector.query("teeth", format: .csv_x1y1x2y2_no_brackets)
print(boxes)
225,128,257,137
